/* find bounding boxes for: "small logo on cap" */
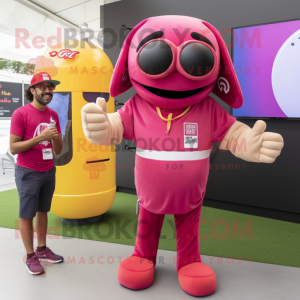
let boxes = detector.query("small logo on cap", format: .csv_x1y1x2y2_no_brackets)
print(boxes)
217,77,230,94
42,74,50,81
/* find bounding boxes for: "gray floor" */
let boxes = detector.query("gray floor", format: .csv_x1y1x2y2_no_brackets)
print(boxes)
0,227,299,300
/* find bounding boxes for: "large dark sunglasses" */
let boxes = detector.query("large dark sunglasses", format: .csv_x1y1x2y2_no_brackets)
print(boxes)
136,39,217,80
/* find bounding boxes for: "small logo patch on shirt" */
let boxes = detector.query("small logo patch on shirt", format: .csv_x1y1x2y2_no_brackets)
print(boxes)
184,122,198,149
32,117,56,146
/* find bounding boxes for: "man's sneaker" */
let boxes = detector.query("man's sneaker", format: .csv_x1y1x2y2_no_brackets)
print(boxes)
35,247,64,264
26,255,45,275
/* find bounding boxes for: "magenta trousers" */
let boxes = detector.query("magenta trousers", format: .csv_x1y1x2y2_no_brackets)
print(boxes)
132,204,202,272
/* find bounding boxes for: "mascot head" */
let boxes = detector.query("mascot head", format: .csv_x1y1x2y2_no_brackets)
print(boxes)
110,15,243,109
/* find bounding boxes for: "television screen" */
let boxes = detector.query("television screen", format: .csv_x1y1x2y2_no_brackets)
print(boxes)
232,19,300,118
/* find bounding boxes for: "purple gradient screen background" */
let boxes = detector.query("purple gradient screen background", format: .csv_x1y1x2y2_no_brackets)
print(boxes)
232,20,300,118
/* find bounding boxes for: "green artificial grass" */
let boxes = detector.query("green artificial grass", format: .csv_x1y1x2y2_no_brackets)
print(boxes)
0,189,299,268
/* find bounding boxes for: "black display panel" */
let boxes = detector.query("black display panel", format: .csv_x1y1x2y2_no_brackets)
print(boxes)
0,81,22,119
24,83,30,105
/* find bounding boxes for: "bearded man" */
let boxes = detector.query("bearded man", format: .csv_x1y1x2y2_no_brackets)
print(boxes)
10,72,64,275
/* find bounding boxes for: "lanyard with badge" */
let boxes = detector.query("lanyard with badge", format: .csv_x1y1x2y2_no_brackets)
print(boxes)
43,148,53,160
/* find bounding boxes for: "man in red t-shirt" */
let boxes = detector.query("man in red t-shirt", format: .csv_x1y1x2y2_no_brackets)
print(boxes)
10,72,64,275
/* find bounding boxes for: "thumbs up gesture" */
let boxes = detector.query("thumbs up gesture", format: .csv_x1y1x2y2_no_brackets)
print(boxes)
81,97,111,145
240,120,284,163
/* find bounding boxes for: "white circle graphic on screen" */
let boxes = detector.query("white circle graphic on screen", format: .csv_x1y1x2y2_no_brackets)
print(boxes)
272,29,300,117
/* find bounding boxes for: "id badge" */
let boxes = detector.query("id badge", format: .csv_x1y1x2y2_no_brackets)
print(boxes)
184,122,198,149
43,148,53,160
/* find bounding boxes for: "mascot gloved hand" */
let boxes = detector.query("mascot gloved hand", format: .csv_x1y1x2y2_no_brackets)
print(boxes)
81,97,123,146
81,16,283,297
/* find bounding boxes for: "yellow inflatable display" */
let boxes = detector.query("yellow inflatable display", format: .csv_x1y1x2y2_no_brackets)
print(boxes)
35,41,116,223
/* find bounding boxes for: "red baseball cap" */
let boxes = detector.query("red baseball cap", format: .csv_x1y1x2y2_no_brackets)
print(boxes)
29,72,60,88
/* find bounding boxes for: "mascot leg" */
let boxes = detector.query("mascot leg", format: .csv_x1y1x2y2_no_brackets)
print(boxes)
175,204,217,296
118,206,165,289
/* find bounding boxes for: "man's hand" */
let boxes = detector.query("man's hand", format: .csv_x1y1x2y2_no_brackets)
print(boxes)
10,126,61,155
81,97,110,145
235,120,284,163
40,127,59,142
51,132,63,155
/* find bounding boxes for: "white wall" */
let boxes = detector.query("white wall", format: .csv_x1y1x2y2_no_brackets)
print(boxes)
0,120,10,155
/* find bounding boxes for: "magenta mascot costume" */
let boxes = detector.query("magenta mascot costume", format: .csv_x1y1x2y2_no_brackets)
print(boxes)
81,16,284,297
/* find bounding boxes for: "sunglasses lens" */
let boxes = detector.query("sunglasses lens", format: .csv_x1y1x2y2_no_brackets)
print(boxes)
39,86,54,91
138,41,173,75
180,43,214,77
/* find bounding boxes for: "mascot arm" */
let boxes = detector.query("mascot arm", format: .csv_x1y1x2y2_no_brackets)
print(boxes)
81,97,124,146
219,120,284,163
108,112,124,145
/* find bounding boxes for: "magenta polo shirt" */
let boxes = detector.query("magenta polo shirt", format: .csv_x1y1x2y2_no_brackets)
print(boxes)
118,94,236,214
10,104,61,172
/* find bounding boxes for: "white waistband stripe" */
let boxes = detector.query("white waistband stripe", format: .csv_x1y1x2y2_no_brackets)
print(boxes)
136,148,211,161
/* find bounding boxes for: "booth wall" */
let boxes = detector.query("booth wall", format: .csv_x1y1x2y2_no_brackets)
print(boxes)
103,0,300,223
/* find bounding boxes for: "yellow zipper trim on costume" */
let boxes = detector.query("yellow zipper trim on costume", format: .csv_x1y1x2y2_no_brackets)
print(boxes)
156,106,191,134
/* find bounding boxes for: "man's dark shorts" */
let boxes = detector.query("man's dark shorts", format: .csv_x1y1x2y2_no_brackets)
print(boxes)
15,165,56,218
